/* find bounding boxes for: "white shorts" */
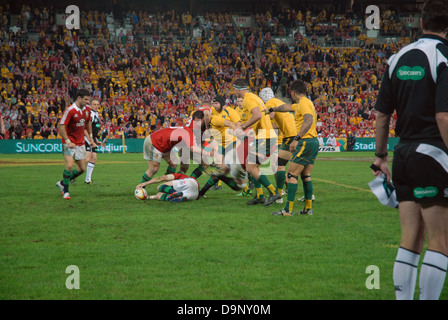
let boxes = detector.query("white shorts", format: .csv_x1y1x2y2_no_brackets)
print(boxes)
172,178,199,200
143,135,163,162
63,144,86,161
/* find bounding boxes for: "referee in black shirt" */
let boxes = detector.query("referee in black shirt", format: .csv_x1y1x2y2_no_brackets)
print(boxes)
373,0,448,300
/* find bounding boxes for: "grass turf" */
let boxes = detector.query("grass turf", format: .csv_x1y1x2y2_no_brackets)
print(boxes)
0,151,446,300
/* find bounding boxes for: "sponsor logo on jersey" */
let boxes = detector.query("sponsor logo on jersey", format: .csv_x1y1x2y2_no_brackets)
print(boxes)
396,66,425,81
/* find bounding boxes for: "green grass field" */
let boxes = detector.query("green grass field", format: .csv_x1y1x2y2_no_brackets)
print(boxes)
0,151,446,300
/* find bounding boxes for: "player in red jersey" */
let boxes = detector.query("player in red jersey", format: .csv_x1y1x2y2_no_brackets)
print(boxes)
136,173,200,203
140,110,213,187
56,89,96,199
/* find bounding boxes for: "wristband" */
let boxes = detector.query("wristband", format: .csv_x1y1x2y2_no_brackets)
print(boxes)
293,135,302,141
375,152,388,159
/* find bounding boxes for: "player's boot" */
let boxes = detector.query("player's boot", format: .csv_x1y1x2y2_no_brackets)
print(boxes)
56,181,64,195
298,208,314,216
171,196,187,203
63,192,71,200
272,209,293,216
263,192,282,206
246,196,265,205
298,195,315,202
167,192,183,201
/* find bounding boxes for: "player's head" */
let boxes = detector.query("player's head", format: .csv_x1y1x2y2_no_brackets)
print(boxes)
421,0,448,34
289,80,307,102
76,89,91,108
191,110,206,132
259,87,275,103
236,97,244,108
90,99,100,111
233,78,249,98
212,95,226,112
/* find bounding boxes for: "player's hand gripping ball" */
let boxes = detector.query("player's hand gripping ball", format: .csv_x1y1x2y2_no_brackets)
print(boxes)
134,187,148,200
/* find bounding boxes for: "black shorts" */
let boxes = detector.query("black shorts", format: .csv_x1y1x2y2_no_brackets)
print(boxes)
392,140,448,203
85,138,98,153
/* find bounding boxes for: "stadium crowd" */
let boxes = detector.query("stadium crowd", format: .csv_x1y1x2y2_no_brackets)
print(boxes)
0,4,411,141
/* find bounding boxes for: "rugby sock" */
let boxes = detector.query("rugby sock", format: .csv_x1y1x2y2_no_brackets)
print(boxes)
159,185,175,194
243,185,250,194
160,194,170,202
419,250,448,300
199,177,217,196
257,174,277,195
284,182,298,213
303,180,313,210
85,162,95,182
256,188,264,199
393,247,420,300
141,173,151,183
62,169,72,193
219,176,239,191
217,180,222,187
276,170,286,194
191,165,205,179
165,166,176,175
71,168,83,180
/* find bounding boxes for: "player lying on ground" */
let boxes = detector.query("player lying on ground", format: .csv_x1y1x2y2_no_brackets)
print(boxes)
136,173,200,203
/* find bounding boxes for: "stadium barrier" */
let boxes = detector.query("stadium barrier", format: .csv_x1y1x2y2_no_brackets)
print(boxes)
0,137,400,154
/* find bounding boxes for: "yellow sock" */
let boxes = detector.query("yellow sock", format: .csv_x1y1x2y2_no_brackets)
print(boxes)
256,188,263,199
218,180,222,187
286,201,294,213
305,199,312,210
244,186,249,193
278,188,283,195
267,184,277,195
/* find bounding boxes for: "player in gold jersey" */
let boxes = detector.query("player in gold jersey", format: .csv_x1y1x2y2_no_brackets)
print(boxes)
259,87,298,204
264,80,319,216
233,78,281,207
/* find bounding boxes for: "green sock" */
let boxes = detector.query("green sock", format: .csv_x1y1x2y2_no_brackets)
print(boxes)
63,169,72,193
303,180,313,200
141,173,151,183
252,176,262,189
191,165,205,179
71,168,82,180
159,185,175,194
276,170,286,193
165,166,176,174
220,176,239,191
257,174,276,195
160,194,170,201
284,182,298,213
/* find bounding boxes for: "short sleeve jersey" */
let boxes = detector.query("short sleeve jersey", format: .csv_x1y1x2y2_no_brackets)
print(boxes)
242,92,276,139
265,97,298,139
291,96,318,139
59,103,92,145
150,126,196,154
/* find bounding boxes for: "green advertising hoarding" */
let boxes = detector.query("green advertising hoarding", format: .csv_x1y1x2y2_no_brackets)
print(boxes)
0,137,400,154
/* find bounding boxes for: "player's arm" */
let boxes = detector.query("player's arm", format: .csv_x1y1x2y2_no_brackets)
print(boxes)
85,121,96,148
372,110,392,182
263,103,294,114
241,106,261,130
436,112,448,149
57,123,76,149
137,174,175,189
289,114,314,152
0,114,5,134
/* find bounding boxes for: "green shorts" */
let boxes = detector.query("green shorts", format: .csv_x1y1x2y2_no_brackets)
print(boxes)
290,138,319,166
279,137,295,152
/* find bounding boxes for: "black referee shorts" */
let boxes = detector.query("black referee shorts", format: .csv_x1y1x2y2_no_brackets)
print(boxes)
392,140,448,204
85,138,98,153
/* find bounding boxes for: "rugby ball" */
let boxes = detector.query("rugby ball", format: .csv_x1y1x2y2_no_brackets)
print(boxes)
134,187,148,200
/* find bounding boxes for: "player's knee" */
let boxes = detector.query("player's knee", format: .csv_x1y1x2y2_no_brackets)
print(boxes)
287,172,298,183
301,174,311,182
